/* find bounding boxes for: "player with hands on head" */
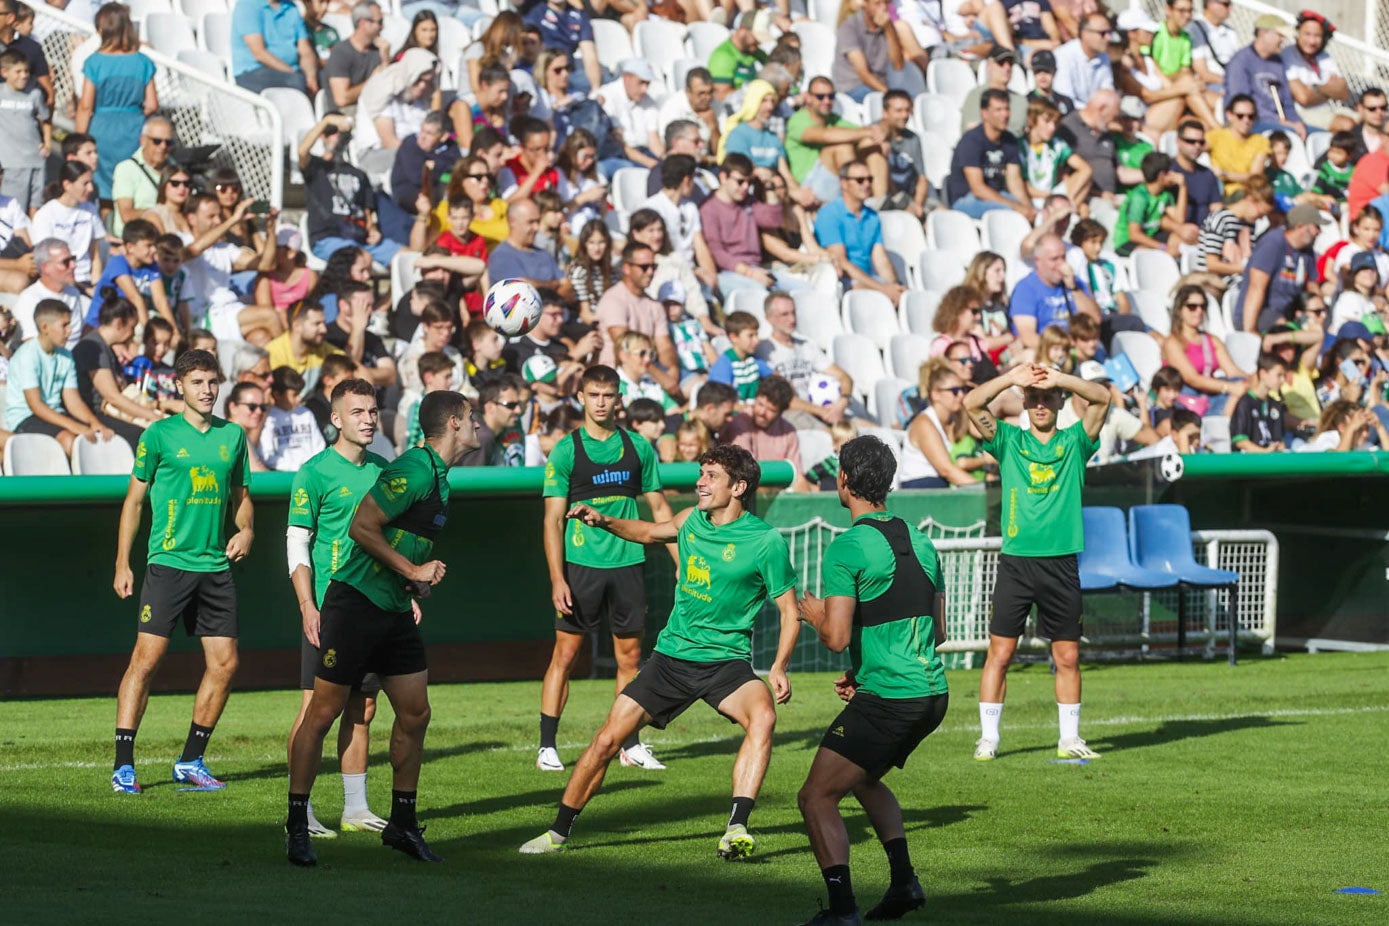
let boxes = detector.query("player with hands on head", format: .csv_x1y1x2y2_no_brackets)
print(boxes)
964,362,1110,762
521,444,800,861
795,435,949,926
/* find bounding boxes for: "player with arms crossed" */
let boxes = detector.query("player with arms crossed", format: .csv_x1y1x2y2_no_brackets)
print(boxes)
285,378,397,838
964,363,1110,761
286,390,478,867
796,435,949,925
538,365,673,772
520,444,801,859
111,349,253,794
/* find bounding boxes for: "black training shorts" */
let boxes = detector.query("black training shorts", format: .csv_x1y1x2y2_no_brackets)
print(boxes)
315,580,427,686
990,553,1083,641
136,564,238,638
819,690,949,780
300,630,382,693
558,562,646,637
620,651,761,730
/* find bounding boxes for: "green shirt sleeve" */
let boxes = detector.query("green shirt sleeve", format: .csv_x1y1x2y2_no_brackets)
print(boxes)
110,160,139,202
1067,420,1102,460
636,433,662,493
287,463,318,529
228,426,248,489
707,44,736,84
542,433,573,498
369,451,431,521
822,531,864,600
759,529,798,599
132,425,158,482
981,420,1014,459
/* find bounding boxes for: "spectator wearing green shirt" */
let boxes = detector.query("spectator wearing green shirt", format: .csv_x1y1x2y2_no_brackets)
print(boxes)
1114,152,1194,256
795,434,949,923
964,363,1110,762
1111,95,1154,194
520,443,799,859
708,12,770,102
1152,0,1195,78
287,389,479,867
784,76,888,204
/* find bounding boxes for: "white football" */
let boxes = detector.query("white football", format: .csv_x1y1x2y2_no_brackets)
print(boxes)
483,279,543,337
1159,452,1184,483
806,375,842,407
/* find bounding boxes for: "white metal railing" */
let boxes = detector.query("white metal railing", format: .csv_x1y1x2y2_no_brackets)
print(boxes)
28,0,284,206
752,521,1279,673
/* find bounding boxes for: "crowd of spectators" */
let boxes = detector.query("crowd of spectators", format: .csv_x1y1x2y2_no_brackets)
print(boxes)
2,0,1388,483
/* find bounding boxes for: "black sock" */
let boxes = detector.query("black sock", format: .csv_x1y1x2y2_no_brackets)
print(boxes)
822,864,855,916
551,802,581,839
728,796,755,829
114,728,136,770
180,723,214,763
391,790,418,829
539,713,559,750
883,837,914,887
621,730,641,750
287,793,310,829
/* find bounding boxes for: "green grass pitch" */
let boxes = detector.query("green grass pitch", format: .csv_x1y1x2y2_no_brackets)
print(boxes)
5,653,1387,925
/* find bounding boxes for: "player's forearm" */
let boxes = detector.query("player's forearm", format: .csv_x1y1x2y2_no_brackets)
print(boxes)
352,523,419,579
543,514,568,583
1054,371,1110,406
115,487,145,568
771,593,801,671
597,516,675,545
965,374,1014,411
232,491,255,537
290,566,316,609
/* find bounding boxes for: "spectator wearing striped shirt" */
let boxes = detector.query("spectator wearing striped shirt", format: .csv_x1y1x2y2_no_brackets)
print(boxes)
707,311,773,403
1192,175,1274,295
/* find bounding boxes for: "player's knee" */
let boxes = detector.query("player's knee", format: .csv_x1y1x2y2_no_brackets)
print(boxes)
797,782,823,815
398,701,431,733
748,706,777,741
592,726,622,759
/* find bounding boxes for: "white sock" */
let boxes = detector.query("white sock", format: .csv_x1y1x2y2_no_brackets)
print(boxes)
1058,703,1081,742
341,772,369,817
306,799,323,829
979,702,1003,741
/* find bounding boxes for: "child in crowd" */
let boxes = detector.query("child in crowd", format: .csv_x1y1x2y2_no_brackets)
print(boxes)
0,48,51,215
533,189,568,268
803,419,857,491
1038,324,1073,372
1265,131,1333,212
1332,251,1381,333
134,318,180,405
707,311,772,402
13,2,33,37
1067,218,1130,317
673,418,711,462
661,280,715,381
1230,353,1289,453
1023,99,1089,205
3,300,104,454
429,196,488,317
86,219,171,332
399,350,456,453
1069,313,1105,365
1113,152,1188,257
524,402,583,465
567,219,613,325
154,233,190,331
261,365,326,471
465,318,507,389
624,397,667,447
400,300,468,394
1312,131,1357,207
188,329,218,354
1148,365,1184,436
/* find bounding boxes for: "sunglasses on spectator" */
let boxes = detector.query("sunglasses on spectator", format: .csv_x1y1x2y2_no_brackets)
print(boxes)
1183,301,1207,310
465,173,490,180
551,64,571,73
1364,104,1387,112
845,175,872,184
1180,136,1205,145
628,262,657,272
1306,307,1328,315
167,178,191,188
935,386,969,395
215,182,241,192
148,136,174,147
1229,110,1255,120
949,355,976,364
811,92,835,101
630,349,654,359
58,255,76,266
728,175,751,186
236,402,270,412
492,399,522,410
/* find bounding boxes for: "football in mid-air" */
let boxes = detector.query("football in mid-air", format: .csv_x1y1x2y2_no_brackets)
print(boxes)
1159,452,1185,483
483,279,542,337
806,375,842,407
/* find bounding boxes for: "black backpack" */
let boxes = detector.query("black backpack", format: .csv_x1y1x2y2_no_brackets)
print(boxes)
558,97,625,161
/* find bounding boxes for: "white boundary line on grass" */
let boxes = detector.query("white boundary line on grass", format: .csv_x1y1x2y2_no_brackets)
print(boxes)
6,704,1387,772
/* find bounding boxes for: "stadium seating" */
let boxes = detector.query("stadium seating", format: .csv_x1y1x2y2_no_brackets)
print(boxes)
1129,504,1241,663
792,289,844,351
886,333,932,382
1112,331,1163,390
177,0,227,21
70,435,136,476
1129,290,1172,335
926,209,979,252
872,375,911,424
1078,506,1180,592
686,21,728,60
841,289,899,350
796,428,832,476
900,290,940,335
792,21,836,82
590,19,634,74
4,434,70,476
925,59,975,108
918,249,968,292
1224,331,1262,373
1132,250,1181,297
632,18,688,91
1200,415,1231,454
144,12,197,55
831,333,885,402
609,167,650,223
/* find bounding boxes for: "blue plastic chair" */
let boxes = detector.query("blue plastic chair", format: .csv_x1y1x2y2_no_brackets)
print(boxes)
1129,505,1241,664
1079,507,1180,592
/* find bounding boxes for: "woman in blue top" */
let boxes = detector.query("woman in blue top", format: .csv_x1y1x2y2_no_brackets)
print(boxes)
76,3,157,201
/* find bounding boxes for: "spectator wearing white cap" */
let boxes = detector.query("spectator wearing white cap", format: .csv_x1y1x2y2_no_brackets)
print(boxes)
1114,6,1219,135
1224,13,1306,138
1058,359,1158,463
1052,11,1114,108
599,59,663,172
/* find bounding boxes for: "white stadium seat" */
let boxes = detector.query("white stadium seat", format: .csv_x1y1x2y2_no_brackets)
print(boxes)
1129,290,1172,335
144,12,197,56
797,428,833,476
926,58,976,108
872,376,911,425
686,22,729,60
918,249,969,292
793,288,845,352
1112,331,1164,390
1132,249,1181,296
70,435,136,476
1224,331,1262,374
1201,415,1231,454
832,333,886,401
842,290,900,351
4,434,70,476
793,21,836,81
609,167,650,221
926,209,980,251
980,210,1032,263
198,11,233,64
590,19,634,75
633,18,689,90
900,290,941,335
911,93,962,144
177,0,227,21
887,333,933,382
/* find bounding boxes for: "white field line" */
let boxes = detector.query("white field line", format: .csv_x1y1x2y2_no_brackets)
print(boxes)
4,704,1386,772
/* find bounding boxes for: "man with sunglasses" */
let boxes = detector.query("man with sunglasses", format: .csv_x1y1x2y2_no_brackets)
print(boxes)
11,238,86,348
459,379,521,467
962,46,1027,136
1345,88,1388,164
964,362,1110,763
111,116,174,237
1052,12,1114,109
816,160,907,305
1206,93,1270,193
1170,118,1222,225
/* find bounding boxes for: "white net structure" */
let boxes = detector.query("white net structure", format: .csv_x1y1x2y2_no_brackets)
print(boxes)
29,1,284,206
750,522,1278,673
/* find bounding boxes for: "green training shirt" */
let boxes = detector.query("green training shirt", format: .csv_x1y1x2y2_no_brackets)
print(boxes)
542,427,662,569
984,421,1099,557
288,446,389,607
707,39,766,90
133,415,249,572
822,513,948,700
655,509,797,663
335,444,450,613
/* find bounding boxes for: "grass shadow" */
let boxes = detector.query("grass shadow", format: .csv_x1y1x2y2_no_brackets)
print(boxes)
1007,715,1296,758
228,740,509,783
430,778,661,819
